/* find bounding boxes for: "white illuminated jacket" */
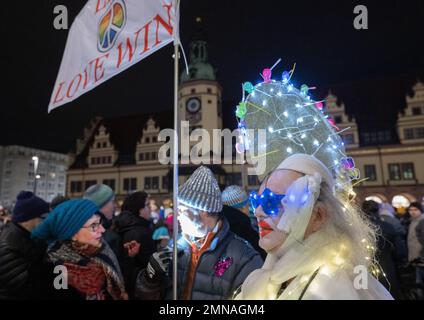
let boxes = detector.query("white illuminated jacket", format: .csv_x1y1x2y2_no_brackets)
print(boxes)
234,240,394,300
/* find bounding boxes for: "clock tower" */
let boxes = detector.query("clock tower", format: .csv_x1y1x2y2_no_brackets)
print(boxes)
179,18,223,135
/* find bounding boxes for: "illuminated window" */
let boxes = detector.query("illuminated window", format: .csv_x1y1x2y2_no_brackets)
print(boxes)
124,178,137,192
388,164,401,180
389,163,415,181
152,177,159,190
402,163,415,180
364,165,377,181
102,179,115,190
85,180,97,190
144,177,151,190
70,181,82,193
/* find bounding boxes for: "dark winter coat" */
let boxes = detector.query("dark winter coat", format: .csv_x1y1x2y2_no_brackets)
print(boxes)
135,217,263,300
99,213,124,266
113,211,156,296
222,205,266,259
371,216,406,299
380,214,407,238
378,216,408,264
0,222,52,300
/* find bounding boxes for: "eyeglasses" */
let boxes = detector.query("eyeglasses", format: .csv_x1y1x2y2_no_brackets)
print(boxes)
82,221,102,232
249,188,285,216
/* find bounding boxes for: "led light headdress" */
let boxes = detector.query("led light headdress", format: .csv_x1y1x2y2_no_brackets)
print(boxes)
235,59,361,201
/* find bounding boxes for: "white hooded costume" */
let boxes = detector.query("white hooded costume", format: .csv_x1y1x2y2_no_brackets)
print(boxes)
235,154,393,300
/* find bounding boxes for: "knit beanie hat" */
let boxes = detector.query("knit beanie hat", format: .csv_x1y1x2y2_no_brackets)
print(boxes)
83,184,114,209
50,195,70,210
12,191,50,223
31,199,99,243
362,200,380,215
121,191,148,215
152,226,170,240
222,185,249,208
409,202,423,213
178,166,222,213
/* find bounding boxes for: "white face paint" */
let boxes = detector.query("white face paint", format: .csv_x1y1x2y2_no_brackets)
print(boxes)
177,205,208,238
254,170,304,253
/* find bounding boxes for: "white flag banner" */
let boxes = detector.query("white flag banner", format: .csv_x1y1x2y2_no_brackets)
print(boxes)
48,0,179,112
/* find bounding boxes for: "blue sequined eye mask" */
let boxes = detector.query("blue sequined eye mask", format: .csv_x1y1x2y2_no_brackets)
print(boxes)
249,188,285,216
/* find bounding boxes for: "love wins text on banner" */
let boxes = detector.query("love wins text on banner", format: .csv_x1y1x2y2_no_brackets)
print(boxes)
49,0,178,112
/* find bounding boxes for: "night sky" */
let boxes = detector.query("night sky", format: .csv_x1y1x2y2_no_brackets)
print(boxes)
1,0,423,153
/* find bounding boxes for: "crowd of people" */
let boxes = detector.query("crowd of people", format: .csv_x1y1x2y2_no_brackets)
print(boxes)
0,156,423,300
362,199,424,299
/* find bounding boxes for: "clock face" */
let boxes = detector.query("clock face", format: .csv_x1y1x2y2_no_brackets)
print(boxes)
186,97,201,114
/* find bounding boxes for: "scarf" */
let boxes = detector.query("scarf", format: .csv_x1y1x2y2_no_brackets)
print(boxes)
181,220,221,300
235,231,331,300
48,240,128,300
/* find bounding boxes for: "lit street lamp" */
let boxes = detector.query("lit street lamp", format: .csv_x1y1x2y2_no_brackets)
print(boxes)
32,156,39,194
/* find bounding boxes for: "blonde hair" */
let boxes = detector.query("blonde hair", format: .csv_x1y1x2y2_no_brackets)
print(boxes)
316,183,378,271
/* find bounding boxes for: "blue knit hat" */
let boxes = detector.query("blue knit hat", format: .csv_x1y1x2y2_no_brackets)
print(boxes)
32,199,99,243
12,191,50,223
83,184,114,209
152,226,170,240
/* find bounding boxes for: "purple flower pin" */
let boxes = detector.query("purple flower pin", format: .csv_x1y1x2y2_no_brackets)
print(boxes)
214,257,234,277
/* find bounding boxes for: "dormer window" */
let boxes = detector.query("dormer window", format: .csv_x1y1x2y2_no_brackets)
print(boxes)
152,136,157,143
102,142,107,148
334,116,342,124
412,106,422,115
404,128,414,140
97,142,101,148
145,137,150,143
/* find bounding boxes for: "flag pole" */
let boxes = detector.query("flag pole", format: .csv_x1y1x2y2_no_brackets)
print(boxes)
172,19,180,301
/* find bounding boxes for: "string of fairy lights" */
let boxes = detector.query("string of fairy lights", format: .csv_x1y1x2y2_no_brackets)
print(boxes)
234,59,360,200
